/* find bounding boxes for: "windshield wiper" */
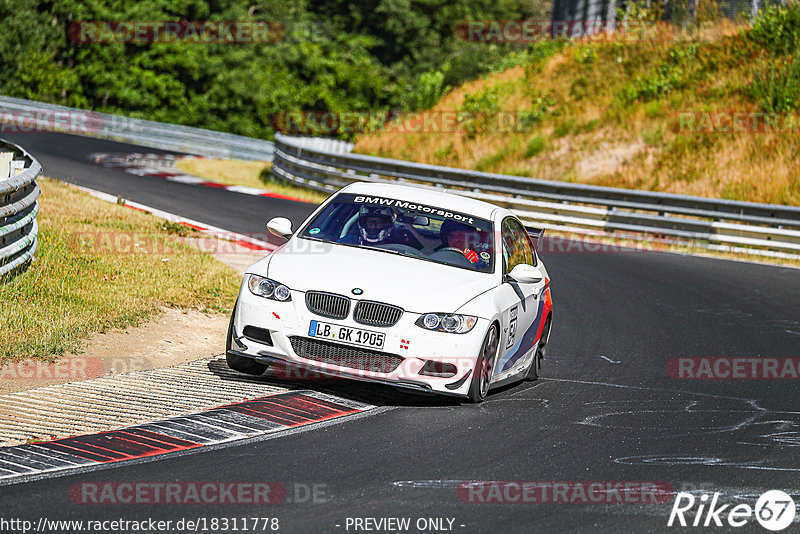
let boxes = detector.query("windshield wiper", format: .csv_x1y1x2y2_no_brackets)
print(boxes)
358,244,403,256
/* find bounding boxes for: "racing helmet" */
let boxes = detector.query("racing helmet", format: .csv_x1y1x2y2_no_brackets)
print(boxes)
358,206,395,244
440,220,475,247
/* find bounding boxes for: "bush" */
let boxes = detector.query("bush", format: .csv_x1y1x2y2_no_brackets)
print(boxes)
554,118,577,137
433,142,455,161
748,2,800,55
622,43,699,102
525,40,569,75
570,77,591,100
524,135,547,157
696,0,723,24
411,67,450,111
616,0,664,24
749,55,800,113
0,0,528,141
459,87,500,137
476,149,510,171
519,95,556,129
574,46,597,65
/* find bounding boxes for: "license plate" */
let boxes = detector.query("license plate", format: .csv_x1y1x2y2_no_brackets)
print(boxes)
308,320,385,350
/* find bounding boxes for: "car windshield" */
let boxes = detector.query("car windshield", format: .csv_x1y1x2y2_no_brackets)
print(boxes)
299,193,495,273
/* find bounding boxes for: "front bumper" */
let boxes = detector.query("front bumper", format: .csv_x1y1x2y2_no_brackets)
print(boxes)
230,284,487,398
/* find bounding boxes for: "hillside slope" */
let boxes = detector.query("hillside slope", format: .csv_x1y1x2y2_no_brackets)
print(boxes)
355,10,800,205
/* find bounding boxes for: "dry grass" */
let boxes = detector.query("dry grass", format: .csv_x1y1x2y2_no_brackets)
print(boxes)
175,158,328,203
355,21,800,206
0,178,241,362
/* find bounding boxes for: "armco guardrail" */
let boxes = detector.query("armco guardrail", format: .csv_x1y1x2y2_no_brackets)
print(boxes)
0,139,42,277
0,96,274,161
272,133,800,256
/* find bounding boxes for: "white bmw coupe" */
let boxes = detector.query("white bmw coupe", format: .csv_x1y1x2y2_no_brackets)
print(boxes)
226,182,553,402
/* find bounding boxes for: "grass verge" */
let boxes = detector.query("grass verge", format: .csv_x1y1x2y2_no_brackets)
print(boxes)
175,158,329,204
355,15,800,205
0,178,241,362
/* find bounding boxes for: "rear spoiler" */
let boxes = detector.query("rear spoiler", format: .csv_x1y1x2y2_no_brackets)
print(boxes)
525,226,545,249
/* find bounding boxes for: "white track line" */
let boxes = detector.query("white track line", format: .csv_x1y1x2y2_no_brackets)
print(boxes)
66,183,276,252
90,152,313,203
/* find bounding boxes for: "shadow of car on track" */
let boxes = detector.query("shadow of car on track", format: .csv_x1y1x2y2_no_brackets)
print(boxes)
206,357,522,408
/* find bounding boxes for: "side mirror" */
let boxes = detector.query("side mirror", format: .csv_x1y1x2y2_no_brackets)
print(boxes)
508,264,543,284
267,217,293,239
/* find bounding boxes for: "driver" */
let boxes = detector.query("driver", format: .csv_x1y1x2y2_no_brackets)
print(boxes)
359,206,395,244
440,220,485,265
339,206,399,245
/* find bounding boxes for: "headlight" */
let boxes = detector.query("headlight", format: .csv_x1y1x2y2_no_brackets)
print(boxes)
415,313,477,334
248,274,292,302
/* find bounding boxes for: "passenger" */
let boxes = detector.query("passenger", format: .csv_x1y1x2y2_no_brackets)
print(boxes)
439,220,486,266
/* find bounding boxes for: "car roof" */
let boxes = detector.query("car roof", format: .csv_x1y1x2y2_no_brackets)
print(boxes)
339,182,500,220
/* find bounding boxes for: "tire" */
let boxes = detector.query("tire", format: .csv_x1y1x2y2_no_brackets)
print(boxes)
225,303,268,376
524,347,541,381
467,323,499,403
526,316,551,381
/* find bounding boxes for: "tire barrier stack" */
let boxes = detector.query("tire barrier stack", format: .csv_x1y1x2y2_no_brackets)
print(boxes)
0,139,42,277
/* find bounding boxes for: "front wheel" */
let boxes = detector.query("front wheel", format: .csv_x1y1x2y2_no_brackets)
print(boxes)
226,351,268,376
467,323,499,403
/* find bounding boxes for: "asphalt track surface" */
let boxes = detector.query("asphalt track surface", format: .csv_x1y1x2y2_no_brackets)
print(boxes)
2,131,800,533
3,132,314,246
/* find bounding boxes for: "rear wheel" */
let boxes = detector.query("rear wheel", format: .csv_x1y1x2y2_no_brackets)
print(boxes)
225,304,268,376
467,323,499,403
526,316,551,381
524,348,541,381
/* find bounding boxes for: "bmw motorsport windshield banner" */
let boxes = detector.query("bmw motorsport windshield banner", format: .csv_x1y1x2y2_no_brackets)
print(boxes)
349,193,479,225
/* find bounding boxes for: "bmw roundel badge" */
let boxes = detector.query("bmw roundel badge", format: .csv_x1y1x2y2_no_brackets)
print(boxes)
352,288,363,295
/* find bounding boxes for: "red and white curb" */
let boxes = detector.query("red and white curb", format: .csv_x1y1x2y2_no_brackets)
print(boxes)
0,389,374,485
90,152,312,203
67,182,276,252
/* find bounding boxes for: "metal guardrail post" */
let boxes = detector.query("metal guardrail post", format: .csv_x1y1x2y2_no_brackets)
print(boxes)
0,139,43,277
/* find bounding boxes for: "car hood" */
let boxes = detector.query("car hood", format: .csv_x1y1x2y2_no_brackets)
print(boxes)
263,239,497,314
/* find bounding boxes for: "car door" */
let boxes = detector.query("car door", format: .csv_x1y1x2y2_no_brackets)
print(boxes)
494,217,545,381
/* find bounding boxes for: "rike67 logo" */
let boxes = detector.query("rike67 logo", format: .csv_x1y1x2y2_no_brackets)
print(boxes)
668,490,796,531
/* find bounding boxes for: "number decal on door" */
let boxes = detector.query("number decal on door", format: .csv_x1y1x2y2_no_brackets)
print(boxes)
507,306,518,348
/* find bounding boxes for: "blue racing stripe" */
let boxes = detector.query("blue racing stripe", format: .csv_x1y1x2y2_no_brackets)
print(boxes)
499,299,544,372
